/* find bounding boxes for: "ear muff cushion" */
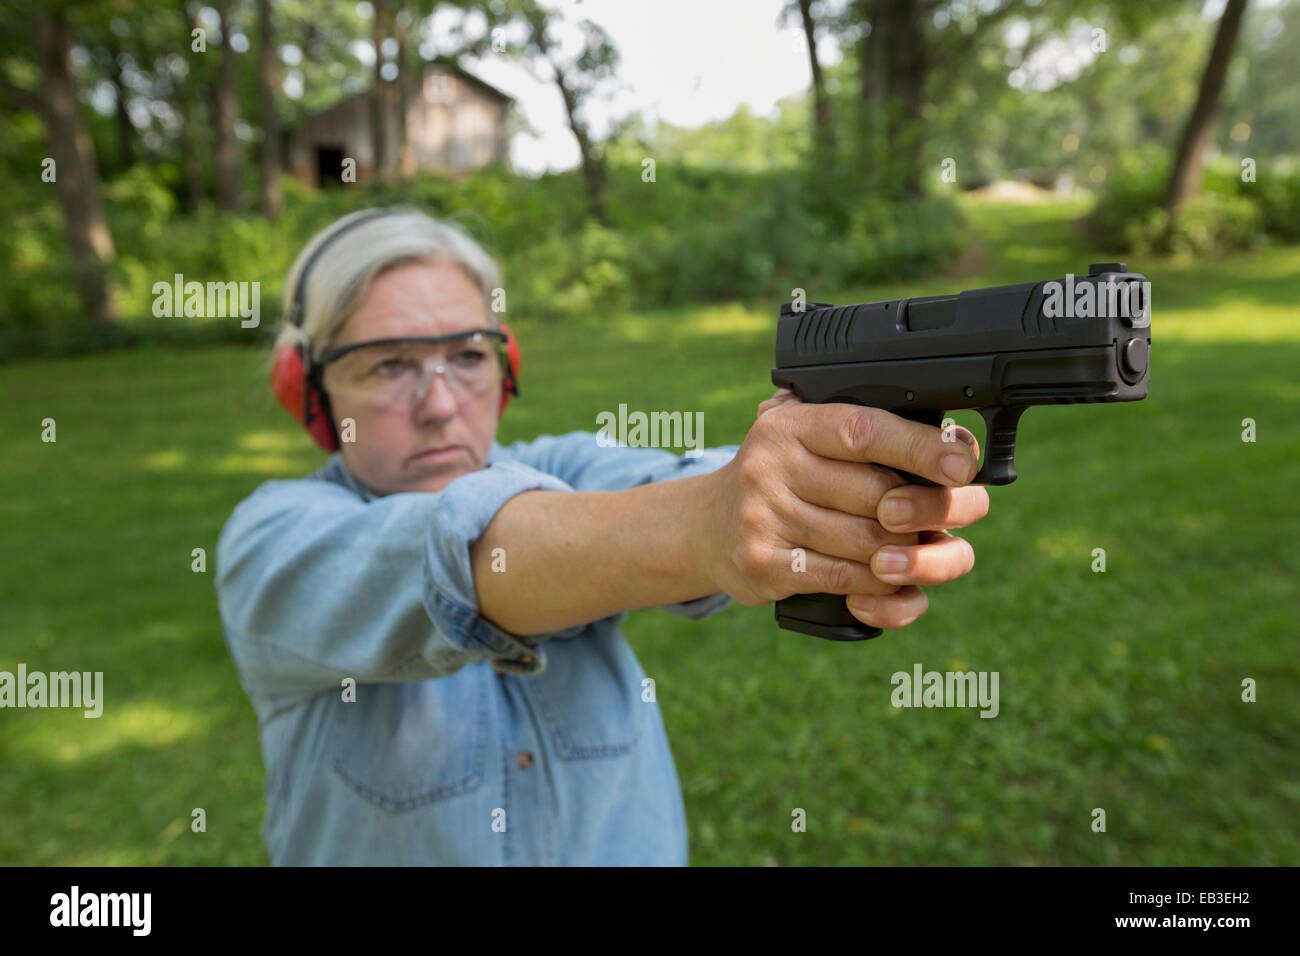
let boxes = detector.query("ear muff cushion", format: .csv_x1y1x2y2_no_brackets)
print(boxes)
270,343,306,423
304,379,340,452
498,320,521,417
271,343,339,452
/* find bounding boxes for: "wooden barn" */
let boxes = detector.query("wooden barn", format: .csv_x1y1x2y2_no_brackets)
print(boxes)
284,61,513,186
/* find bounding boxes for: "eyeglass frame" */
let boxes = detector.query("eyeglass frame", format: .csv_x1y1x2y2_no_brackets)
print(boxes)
313,329,509,402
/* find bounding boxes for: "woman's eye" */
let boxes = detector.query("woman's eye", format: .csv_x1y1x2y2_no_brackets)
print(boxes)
372,357,412,377
454,349,488,366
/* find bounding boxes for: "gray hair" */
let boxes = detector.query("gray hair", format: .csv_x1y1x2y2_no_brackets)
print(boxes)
272,207,503,365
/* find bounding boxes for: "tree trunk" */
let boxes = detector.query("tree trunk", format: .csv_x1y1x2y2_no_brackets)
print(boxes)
856,0,885,184
396,4,415,181
522,5,609,224
554,62,609,226
299,21,318,104
370,0,389,181
798,0,835,157
34,10,117,324
213,1,242,210
257,0,283,216
884,0,925,199
107,35,135,170
1163,0,1249,213
177,1,205,211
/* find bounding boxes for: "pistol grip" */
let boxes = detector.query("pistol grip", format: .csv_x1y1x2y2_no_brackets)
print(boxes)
774,593,883,641
772,405,1030,643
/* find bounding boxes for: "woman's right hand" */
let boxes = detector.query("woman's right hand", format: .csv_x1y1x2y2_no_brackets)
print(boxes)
699,392,991,630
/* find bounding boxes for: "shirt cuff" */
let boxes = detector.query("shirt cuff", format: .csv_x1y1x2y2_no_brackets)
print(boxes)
657,591,733,619
423,460,574,675
651,445,738,619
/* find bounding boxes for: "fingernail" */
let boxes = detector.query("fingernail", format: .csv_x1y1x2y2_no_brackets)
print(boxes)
954,428,976,446
941,453,974,483
880,497,914,527
850,596,877,614
874,548,907,574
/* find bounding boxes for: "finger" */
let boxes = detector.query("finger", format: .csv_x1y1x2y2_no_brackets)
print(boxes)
770,403,980,487
869,530,976,586
940,423,981,463
757,388,801,418
846,586,928,629
877,484,991,533
776,546,903,598
775,492,915,564
783,452,908,516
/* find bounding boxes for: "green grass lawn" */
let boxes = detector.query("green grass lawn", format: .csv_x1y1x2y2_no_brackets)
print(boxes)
1,199,1296,865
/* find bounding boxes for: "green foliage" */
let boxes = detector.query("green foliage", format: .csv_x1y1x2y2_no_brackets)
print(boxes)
511,221,635,318
103,164,179,220
1089,149,1279,255
1,161,964,356
829,196,968,284
1251,160,1300,243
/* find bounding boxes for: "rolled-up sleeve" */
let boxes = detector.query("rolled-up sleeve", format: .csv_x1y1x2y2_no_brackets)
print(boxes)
496,431,740,619
215,460,573,710
425,460,581,654
498,430,738,492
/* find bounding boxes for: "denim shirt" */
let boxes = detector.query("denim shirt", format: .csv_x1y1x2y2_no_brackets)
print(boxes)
214,431,740,865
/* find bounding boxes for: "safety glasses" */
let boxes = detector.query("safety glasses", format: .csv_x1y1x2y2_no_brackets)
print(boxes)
318,329,507,406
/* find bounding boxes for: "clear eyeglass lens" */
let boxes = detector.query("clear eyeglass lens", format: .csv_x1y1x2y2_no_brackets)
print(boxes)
325,334,500,404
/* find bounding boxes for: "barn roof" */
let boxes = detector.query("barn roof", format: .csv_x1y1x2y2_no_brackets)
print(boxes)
285,58,513,131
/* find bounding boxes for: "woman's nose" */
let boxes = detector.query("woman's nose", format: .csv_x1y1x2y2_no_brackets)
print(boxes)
414,365,460,415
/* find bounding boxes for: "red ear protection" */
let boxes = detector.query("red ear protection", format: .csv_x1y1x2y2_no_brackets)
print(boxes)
497,318,521,417
271,340,340,452
269,208,521,454
270,321,522,454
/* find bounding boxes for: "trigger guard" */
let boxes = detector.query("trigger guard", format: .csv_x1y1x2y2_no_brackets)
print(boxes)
971,405,1028,486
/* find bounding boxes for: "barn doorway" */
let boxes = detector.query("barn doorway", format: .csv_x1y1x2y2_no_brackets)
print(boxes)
315,146,345,188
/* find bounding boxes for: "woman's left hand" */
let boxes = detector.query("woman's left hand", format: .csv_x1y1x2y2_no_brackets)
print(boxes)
753,387,988,631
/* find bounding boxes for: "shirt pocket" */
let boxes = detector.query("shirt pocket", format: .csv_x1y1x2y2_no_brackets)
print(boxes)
522,632,644,760
326,662,490,811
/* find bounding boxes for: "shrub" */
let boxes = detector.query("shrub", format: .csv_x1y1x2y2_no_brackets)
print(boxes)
1247,159,1300,243
1090,149,1280,254
2,160,966,358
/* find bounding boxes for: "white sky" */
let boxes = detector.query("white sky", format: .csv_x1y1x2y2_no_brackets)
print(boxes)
433,0,840,175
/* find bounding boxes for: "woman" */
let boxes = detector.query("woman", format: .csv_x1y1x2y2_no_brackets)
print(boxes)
215,207,989,865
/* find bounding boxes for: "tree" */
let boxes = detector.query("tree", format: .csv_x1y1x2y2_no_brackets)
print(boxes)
395,3,415,181
104,24,136,170
18,6,119,323
818,0,1029,197
176,0,207,210
1163,0,1250,213
791,0,835,156
517,1,622,225
370,0,391,181
212,0,243,210
256,0,283,215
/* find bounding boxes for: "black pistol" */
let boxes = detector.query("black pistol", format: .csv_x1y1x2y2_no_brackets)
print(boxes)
771,262,1151,642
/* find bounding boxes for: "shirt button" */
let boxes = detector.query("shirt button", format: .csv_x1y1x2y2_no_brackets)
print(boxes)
516,751,534,770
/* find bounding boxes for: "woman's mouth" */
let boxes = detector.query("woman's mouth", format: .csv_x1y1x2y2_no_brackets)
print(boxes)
411,445,465,464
